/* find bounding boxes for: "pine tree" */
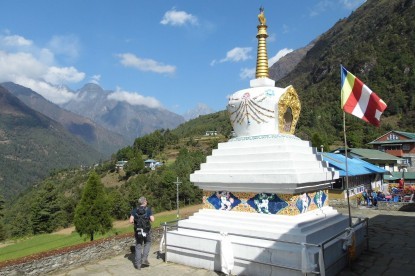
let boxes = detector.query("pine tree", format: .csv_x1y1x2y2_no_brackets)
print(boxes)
31,181,62,234
74,171,112,241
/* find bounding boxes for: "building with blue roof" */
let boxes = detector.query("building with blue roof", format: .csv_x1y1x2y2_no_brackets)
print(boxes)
320,152,389,199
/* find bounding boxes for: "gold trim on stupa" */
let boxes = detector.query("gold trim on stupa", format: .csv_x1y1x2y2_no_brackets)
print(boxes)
255,7,270,79
278,86,301,134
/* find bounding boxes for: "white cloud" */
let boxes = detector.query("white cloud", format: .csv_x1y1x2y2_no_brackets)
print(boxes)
240,67,255,80
44,66,85,84
117,53,176,74
107,87,162,109
219,47,252,63
160,8,198,26
89,75,101,84
0,35,32,47
0,33,84,104
268,48,293,67
16,77,76,104
0,51,47,80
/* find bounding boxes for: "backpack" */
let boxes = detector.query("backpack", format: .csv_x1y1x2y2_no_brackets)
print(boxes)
134,206,151,235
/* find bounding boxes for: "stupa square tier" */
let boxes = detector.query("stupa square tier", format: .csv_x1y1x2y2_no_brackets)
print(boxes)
190,135,338,194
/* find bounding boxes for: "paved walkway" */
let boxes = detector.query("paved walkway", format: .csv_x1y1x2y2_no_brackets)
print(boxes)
50,207,415,276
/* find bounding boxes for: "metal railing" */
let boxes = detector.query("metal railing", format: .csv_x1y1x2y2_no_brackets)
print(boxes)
159,216,369,274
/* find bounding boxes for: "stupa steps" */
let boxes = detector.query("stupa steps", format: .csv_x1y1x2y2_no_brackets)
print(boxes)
195,208,334,225
176,218,347,244
199,165,331,173
192,172,336,184
179,209,347,243
188,208,343,233
206,152,322,163
217,136,308,149
192,207,341,227
212,144,315,155
200,160,327,170
166,230,321,276
193,181,334,194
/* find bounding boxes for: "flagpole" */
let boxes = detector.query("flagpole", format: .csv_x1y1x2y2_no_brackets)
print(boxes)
343,111,352,227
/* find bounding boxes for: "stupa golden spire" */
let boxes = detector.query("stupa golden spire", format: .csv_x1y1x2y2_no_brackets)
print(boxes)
255,6,270,79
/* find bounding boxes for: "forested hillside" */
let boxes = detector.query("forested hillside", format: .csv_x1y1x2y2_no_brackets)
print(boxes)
0,87,103,199
275,0,415,147
2,130,219,238
171,110,232,138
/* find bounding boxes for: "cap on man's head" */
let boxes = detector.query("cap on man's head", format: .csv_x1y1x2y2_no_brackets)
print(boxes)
138,196,147,205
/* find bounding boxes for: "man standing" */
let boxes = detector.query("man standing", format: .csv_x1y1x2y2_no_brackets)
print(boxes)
130,196,154,270
398,178,405,190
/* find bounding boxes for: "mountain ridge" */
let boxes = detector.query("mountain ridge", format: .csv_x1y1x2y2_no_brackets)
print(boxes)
0,86,103,198
62,83,185,143
1,82,129,156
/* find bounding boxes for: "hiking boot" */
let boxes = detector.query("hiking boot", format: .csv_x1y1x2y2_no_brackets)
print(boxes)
142,259,150,266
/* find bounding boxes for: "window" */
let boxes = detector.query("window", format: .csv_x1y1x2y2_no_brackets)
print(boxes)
403,157,412,166
403,144,410,151
387,133,399,140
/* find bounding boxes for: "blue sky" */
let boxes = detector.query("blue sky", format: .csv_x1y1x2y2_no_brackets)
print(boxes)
0,0,366,115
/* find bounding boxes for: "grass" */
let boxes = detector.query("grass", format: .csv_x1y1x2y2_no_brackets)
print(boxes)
0,211,188,262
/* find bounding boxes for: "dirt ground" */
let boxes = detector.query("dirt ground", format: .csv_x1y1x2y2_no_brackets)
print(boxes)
53,204,204,235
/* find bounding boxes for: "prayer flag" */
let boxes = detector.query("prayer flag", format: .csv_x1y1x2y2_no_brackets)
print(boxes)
341,65,387,127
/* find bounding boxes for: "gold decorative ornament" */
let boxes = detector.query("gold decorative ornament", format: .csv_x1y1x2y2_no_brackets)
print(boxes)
255,7,269,79
258,6,266,25
278,85,301,134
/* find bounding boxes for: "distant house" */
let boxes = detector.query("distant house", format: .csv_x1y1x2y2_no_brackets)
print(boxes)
144,159,162,170
205,131,218,136
368,130,415,171
115,160,128,171
321,152,388,198
331,148,403,173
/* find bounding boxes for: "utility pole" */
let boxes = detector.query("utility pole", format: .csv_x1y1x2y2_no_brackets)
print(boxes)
173,177,182,219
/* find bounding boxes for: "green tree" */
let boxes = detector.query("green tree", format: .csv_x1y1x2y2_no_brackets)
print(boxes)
74,171,112,241
124,150,145,178
107,188,130,220
31,181,63,234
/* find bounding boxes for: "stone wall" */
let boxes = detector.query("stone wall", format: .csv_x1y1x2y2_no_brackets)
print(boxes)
0,228,164,276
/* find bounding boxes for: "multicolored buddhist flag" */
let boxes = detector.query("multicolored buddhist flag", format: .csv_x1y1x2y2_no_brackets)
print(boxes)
341,65,387,127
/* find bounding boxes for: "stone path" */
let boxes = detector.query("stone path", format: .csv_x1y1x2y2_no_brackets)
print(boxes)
50,207,415,276
338,207,415,276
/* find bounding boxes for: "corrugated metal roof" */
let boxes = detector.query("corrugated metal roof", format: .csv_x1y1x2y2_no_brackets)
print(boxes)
331,148,402,161
144,159,157,163
384,171,415,181
349,148,403,161
394,131,415,140
321,152,388,177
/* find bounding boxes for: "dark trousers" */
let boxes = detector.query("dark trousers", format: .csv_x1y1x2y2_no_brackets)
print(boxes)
135,231,152,267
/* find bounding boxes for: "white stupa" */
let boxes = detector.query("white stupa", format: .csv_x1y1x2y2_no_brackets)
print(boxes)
165,7,365,276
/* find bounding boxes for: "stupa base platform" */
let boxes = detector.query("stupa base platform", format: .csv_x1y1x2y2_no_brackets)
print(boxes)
165,207,366,276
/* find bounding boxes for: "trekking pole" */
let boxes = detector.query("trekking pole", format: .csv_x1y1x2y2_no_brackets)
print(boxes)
163,223,167,262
